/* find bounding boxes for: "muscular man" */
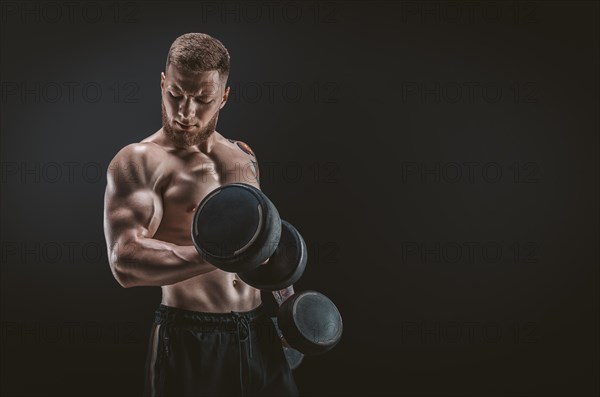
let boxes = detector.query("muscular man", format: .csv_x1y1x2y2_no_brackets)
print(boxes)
103,33,299,396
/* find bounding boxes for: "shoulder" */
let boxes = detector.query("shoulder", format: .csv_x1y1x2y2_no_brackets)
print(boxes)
110,142,166,168
225,138,257,158
219,135,261,184
107,142,168,186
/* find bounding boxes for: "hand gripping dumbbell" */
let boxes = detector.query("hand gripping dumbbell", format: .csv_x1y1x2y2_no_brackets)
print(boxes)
190,183,306,289
190,183,343,355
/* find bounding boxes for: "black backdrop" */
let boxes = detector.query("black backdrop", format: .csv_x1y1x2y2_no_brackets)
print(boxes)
1,1,598,396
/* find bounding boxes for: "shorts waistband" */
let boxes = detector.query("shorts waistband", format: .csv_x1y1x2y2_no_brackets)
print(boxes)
153,303,268,329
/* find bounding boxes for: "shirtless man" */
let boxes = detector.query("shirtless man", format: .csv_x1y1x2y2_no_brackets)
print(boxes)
103,33,299,396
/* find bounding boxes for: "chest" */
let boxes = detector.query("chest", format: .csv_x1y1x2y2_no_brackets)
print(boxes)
161,150,258,213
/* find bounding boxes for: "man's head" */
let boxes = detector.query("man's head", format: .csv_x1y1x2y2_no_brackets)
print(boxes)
161,33,231,149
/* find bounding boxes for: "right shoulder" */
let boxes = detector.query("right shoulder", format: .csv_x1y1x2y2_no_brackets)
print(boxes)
109,142,167,168
107,142,168,189
111,142,166,161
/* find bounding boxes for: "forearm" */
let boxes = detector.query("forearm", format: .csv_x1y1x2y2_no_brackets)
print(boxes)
272,285,295,306
111,237,217,287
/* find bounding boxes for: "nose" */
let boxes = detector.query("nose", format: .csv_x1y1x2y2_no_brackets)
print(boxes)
178,97,195,120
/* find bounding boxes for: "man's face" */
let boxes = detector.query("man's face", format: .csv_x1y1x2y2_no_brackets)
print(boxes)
161,65,229,149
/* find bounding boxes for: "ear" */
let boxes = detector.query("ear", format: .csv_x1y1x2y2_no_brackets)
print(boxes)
219,86,230,110
161,72,166,91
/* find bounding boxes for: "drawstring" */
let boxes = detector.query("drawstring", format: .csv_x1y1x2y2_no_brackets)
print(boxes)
231,312,252,396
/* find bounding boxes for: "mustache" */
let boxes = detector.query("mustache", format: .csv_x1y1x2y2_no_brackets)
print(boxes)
161,102,220,148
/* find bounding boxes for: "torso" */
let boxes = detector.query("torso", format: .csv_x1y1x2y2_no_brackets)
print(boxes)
140,129,262,313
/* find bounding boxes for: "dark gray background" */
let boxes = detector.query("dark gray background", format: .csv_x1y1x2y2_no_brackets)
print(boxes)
1,1,598,396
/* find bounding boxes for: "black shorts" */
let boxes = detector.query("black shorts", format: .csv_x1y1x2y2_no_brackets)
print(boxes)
143,304,299,397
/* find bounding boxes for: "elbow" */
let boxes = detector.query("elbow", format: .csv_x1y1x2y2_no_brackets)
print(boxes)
110,257,138,288
112,264,134,288
116,270,136,288
108,242,141,288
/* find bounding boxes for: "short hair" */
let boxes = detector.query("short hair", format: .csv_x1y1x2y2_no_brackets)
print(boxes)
166,33,230,83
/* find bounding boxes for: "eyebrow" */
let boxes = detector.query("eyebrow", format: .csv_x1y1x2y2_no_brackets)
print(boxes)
168,83,217,96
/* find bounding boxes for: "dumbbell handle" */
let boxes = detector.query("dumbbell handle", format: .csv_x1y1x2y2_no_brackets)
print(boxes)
272,285,295,306
273,286,295,348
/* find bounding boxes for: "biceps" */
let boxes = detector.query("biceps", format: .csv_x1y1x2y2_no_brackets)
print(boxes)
104,189,163,244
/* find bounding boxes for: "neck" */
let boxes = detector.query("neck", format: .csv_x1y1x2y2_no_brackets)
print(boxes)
197,132,219,153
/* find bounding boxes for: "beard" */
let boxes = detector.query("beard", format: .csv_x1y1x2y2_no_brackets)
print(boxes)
161,101,219,149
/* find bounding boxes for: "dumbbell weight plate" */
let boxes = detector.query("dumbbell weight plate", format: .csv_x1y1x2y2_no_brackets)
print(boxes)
239,220,307,290
277,291,343,355
191,183,281,273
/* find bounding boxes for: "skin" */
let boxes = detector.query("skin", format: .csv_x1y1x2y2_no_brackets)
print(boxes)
103,63,294,314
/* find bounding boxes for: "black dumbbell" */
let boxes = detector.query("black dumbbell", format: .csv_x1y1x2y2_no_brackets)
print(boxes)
276,290,343,356
192,183,342,355
191,183,306,289
238,220,307,290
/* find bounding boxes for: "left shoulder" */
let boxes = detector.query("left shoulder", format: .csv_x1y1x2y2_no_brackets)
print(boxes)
226,138,257,158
